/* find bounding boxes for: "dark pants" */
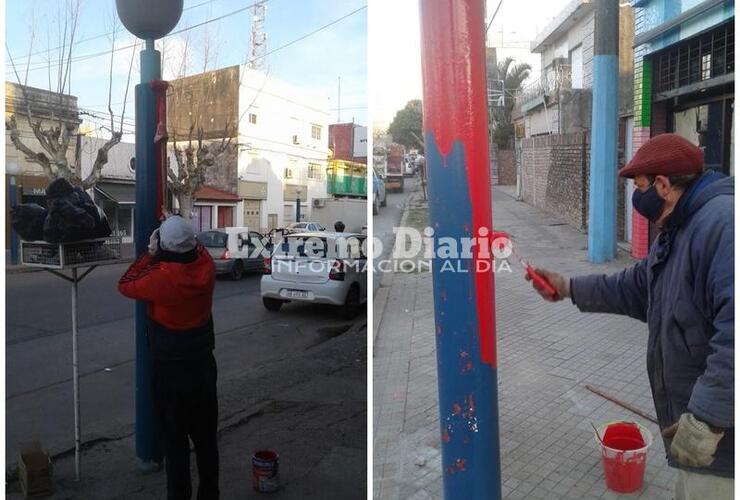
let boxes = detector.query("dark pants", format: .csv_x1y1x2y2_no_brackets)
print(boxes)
153,353,219,500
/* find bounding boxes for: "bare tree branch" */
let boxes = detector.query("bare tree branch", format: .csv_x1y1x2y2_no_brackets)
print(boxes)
120,40,137,133
80,132,123,189
107,18,117,134
5,116,54,178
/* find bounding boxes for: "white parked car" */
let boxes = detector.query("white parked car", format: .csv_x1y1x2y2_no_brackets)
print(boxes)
261,232,367,318
198,227,271,280
284,221,326,233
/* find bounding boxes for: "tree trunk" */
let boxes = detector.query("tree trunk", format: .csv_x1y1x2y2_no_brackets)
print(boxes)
179,193,194,221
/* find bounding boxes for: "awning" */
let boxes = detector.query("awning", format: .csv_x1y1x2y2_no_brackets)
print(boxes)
95,181,136,204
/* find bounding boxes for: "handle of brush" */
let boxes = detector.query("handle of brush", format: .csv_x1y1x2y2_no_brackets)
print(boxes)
526,265,558,299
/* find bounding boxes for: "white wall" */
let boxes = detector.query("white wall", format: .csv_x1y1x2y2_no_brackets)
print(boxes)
538,10,595,88
237,67,331,229
79,137,136,183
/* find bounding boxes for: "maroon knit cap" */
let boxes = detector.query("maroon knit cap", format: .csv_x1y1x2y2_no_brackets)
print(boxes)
619,133,704,178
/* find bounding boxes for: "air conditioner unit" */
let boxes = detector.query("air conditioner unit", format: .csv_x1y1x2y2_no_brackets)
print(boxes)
292,135,301,145
313,198,326,208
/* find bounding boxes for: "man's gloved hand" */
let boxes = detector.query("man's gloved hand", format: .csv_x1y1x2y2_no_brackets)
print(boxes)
525,267,570,302
661,413,724,467
148,228,160,256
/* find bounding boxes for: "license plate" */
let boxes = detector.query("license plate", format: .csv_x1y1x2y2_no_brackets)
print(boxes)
283,289,309,299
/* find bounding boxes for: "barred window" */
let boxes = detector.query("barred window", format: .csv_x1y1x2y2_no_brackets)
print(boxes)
308,163,322,180
654,21,734,94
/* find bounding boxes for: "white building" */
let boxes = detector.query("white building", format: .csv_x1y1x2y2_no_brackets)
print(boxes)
237,68,331,231
514,0,596,137
167,65,331,233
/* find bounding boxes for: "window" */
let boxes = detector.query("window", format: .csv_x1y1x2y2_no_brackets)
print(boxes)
249,113,257,124
311,123,322,140
192,206,213,233
654,21,734,94
308,162,322,180
284,167,294,179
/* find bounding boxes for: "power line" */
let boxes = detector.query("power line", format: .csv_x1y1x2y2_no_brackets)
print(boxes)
6,0,227,64
7,0,272,74
259,5,365,62
486,0,505,33
9,6,368,131
73,5,367,119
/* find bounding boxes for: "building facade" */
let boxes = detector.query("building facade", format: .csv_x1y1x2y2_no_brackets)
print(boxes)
5,83,79,253
630,0,734,257
238,67,331,230
168,66,331,233
513,0,636,243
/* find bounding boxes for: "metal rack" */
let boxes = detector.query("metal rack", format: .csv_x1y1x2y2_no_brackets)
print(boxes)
19,237,123,481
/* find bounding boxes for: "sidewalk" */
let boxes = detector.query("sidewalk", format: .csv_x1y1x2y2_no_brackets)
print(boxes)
373,186,673,499
7,320,367,499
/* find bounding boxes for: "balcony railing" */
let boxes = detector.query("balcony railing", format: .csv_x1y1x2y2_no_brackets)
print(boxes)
515,64,572,110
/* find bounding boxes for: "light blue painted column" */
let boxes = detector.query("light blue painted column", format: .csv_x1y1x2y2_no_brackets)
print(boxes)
588,0,619,263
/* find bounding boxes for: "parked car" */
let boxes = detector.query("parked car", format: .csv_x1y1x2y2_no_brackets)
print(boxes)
284,221,326,234
261,232,367,318
373,169,387,215
197,227,271,280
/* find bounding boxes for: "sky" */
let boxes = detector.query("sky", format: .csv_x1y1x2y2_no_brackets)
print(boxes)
369,0,573,131
5,0,368,141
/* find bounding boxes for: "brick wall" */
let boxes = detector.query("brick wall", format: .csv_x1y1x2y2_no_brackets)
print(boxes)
521,132,591,230
496,149,516,185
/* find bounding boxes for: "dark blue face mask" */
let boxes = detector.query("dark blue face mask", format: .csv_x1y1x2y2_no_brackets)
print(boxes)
632,183,665,222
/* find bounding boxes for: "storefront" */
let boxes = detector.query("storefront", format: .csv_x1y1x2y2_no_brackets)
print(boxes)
94,181,136,243
652,20,734,175
631,1,734,258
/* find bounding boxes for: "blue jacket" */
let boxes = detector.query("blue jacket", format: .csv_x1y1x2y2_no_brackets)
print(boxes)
571,172,734,477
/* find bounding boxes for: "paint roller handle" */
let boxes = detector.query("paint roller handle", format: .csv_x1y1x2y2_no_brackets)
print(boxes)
525,265,564,301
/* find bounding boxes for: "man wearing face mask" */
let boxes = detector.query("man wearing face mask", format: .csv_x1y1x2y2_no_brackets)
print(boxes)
526,133,733,499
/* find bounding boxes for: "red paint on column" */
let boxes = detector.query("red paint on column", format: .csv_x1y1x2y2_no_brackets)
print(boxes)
419,0,496,366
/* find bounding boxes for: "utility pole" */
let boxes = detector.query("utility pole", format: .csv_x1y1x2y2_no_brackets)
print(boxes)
337,76,341,123
588,0,619,263
419,1,502,498
116,0,183,473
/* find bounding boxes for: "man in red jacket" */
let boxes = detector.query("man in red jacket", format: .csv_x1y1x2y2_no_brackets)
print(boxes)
119,215,219,500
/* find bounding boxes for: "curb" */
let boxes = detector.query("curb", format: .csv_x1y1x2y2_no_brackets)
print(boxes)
372,284,390,348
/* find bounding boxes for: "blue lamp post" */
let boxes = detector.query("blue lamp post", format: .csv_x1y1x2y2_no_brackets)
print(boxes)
295,187,302,222
115,0,183,473
7,161,20,265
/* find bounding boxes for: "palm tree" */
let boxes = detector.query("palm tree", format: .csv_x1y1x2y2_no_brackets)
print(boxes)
486,52,531,149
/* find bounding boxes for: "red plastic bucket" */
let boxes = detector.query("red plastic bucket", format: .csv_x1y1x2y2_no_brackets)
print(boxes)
252,450,280,493
595,422,652,494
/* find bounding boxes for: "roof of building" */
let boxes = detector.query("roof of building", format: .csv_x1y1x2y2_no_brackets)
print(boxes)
530,0,594,53
194,185,240,202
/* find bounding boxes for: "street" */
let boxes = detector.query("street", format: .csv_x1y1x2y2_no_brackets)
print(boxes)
6,263,366,498
373,176,419,292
